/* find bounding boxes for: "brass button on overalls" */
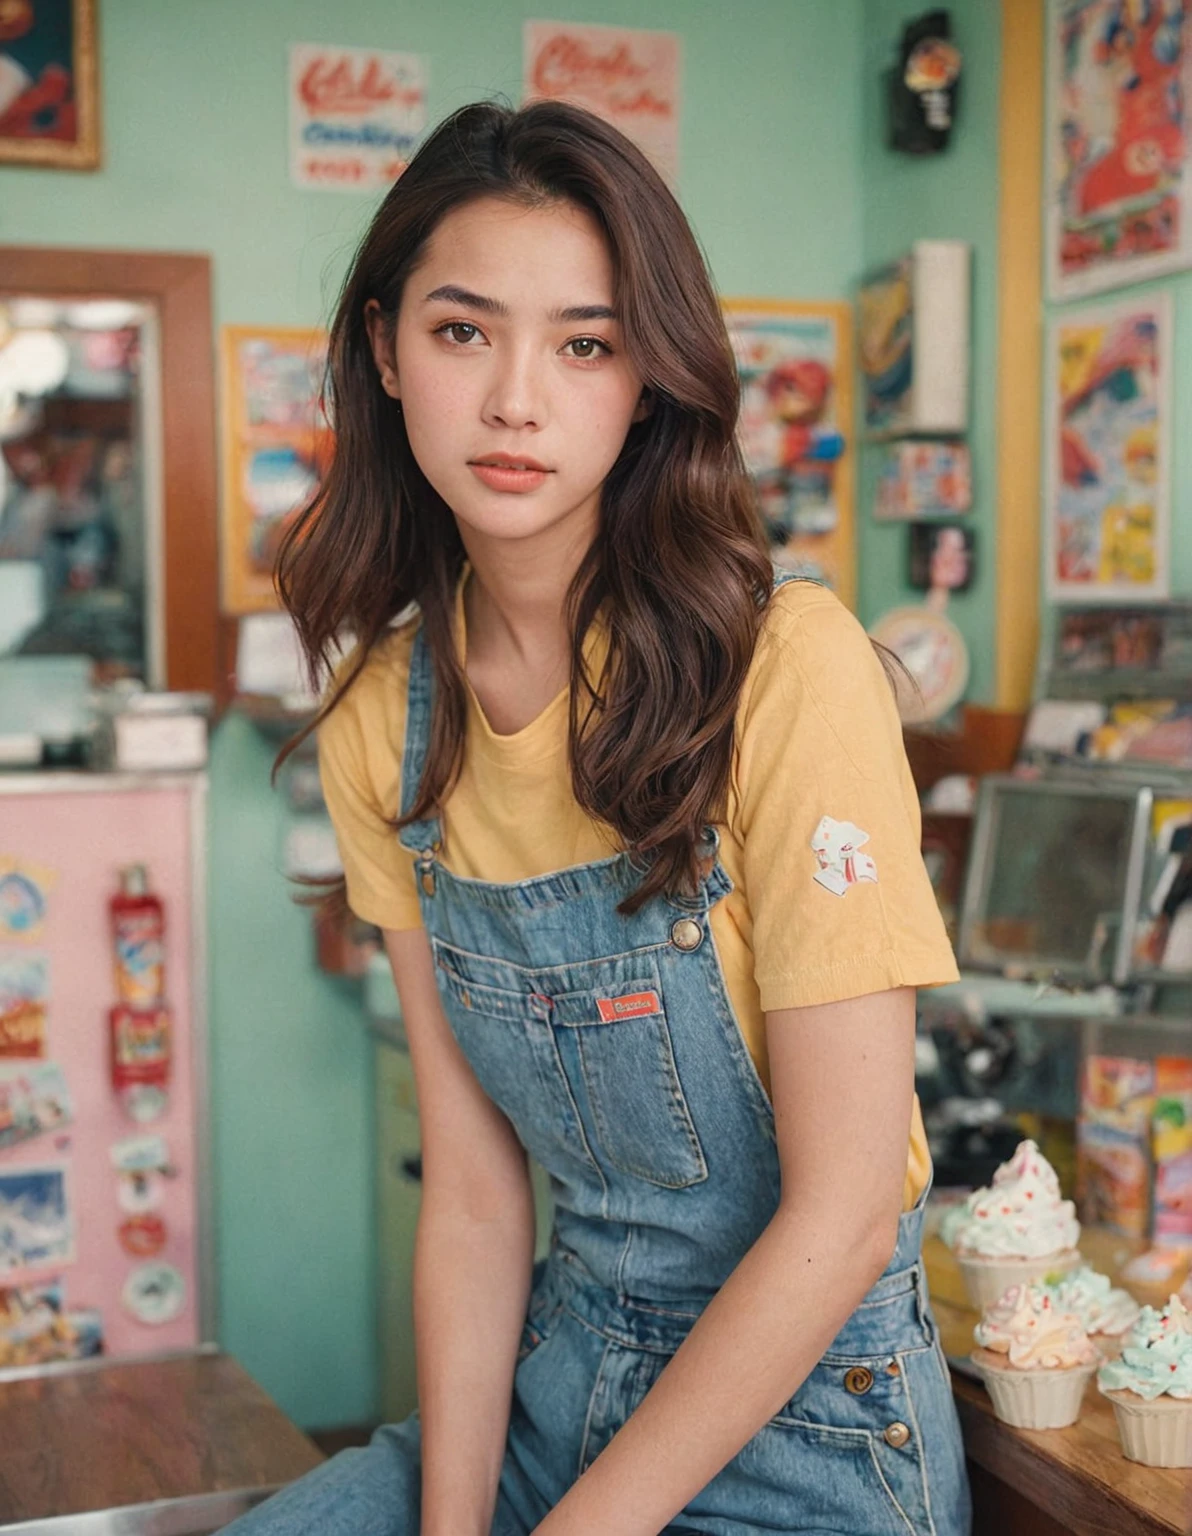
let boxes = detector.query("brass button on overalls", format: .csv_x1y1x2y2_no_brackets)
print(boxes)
883,1421,911,1448
844,1366,874,1395
670,917,703,951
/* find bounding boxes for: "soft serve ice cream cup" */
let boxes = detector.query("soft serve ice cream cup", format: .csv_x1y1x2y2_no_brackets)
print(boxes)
1041,1266,1140,1361
951,1140,1081,1311
971,1281,1098,1430
1098,1294,1192,1467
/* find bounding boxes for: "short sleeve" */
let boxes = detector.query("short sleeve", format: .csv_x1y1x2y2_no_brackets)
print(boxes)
317,647,424,933
733,584,959,1013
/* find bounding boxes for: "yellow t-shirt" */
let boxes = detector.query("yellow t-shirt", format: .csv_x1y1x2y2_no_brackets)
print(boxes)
318,569,959,1209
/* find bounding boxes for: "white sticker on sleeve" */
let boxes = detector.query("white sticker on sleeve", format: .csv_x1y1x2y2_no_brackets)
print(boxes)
811,816,878,897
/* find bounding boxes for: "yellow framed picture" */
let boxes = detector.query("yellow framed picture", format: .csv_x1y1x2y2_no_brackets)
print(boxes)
721,298,855,610
219,324,331,615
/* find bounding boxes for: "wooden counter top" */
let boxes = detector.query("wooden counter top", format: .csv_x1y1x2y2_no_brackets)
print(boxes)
925,1230,1192,1536
0,1350,324,1528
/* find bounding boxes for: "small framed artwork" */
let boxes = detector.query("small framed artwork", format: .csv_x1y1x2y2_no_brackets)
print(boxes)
858,240,970,438
1047,0,1192,300
721,298,854,609
0,0,100,170
219,325,332,615
1045,293,1172,602
908,522,975,594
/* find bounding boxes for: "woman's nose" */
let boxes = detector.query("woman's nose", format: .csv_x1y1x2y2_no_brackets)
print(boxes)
482,344,546,430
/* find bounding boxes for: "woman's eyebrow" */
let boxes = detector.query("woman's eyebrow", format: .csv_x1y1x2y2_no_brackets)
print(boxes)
422,285,616,324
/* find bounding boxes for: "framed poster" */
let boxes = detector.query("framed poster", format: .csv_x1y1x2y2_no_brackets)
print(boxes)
858,241,970,438
1045,294,1171,602
288,43,427,192
523,20,681,183
1047,0,1192,299
219,326,332,615
0,0,99,169
722,299,854,609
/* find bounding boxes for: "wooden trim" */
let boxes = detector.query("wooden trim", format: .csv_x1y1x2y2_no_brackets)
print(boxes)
994,0,1045,710
903,704,1026,795
0,0,101,170
0,246,226,702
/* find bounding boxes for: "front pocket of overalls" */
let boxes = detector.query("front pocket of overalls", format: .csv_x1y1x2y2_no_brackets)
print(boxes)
431,946,598,1178
549,960,709,1190
762,1354,934,1536
433,943,707,1192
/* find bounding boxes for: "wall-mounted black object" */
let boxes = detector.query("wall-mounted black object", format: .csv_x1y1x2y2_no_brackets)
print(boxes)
887,10,962,155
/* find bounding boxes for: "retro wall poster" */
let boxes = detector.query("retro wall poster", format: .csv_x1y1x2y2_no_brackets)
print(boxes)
721,299,855,610
1048,0,1192,299
220,325,332,615
289,43,427,192
1046,293,1172,601
0,779,207,1374
0,0,99,169
523,20,681,183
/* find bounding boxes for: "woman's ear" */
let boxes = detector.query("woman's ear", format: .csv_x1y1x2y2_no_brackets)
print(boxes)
631,385,654,425
364,298,402,401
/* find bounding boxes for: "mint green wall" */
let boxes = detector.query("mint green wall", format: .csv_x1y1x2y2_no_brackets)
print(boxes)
858,0,1002,704
1,0,867,1426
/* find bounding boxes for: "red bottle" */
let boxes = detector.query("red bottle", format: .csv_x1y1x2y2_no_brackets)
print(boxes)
110,865,165,1008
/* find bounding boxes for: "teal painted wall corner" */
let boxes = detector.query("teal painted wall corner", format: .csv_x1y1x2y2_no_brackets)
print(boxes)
858,0,1003,705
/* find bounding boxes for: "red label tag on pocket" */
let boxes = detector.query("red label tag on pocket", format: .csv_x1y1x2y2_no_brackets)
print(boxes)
596,990,662,1022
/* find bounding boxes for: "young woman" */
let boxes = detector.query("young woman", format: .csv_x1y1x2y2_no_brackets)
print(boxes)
229,100,971,1536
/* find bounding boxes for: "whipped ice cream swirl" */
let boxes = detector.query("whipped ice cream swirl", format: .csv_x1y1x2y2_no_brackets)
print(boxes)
953,1139,1080,1260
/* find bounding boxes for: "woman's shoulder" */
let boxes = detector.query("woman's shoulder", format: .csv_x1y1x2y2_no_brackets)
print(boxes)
749,577,878,692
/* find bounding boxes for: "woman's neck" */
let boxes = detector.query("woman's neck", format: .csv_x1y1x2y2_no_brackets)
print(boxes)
458,529,592,735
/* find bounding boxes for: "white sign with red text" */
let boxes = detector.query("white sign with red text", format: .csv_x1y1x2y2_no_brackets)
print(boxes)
289,44,427,193
523,21,681,184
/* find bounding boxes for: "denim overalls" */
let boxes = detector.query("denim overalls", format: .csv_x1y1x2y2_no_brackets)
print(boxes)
229,571,971,1536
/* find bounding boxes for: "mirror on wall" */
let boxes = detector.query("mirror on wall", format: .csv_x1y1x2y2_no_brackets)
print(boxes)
0,298,163,685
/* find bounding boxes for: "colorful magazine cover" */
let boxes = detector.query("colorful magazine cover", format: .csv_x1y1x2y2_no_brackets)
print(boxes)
1049,0,1192,298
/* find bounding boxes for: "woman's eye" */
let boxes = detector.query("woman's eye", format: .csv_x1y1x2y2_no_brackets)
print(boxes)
563,336,611,360
437,322,481,344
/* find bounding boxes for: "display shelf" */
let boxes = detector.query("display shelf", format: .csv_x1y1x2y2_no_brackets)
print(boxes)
925,1232,1190,1536
920,974,1123,1021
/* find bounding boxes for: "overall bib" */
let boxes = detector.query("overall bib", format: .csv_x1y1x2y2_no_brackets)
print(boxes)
230,571,971,1536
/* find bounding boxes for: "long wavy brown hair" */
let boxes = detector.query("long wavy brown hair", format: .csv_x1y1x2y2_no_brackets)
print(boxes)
278,98,775,914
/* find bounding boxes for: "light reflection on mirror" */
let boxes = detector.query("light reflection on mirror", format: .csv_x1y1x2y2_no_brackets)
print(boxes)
0,297,161,684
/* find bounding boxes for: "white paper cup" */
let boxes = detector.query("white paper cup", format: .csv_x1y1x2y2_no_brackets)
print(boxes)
956,1248,1081,1312
1102,1388,1192,1468
972,1350,1096,1430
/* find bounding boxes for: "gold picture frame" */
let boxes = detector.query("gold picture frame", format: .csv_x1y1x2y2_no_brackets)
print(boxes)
219,324,332,616
721,298,855,611
0,0,101,170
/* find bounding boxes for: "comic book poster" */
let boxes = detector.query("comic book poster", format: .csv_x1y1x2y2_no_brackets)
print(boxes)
219,326,332,615
1046,294,1171,600
0,0,99,169
721,300,854,610
858,257,913,435
524,21,681,183
1048,0,1192,298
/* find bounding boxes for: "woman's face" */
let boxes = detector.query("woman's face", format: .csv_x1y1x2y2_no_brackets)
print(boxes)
373,195,648,558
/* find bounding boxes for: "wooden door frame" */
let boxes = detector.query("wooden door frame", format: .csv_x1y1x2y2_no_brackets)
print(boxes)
0,246,226,702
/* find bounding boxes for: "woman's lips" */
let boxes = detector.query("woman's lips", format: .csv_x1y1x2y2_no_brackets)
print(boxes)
468,461,551,493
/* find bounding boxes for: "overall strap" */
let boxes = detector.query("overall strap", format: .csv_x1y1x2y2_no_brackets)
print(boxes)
397,621,442,855
770,559,819,593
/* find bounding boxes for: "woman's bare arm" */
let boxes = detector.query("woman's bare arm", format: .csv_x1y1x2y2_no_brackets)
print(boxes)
384,927,537,1536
